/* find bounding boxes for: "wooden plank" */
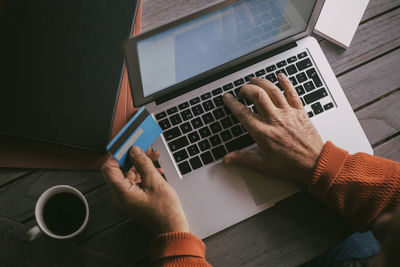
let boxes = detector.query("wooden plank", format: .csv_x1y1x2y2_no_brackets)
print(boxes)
362,0,400,22
338,48,400,110
204,192,352,266
142,0,222,32
374,135,400,161
321,8,400,75
81,219,152,264
356,91,400,145
0,216,122,267
0,170,104,221
0,168,32,187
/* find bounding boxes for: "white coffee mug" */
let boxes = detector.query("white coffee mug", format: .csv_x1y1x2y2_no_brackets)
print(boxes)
26,185,89,240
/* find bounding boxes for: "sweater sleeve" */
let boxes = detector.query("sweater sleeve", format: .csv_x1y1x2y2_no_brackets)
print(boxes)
149,232,212,266
309,141,400,231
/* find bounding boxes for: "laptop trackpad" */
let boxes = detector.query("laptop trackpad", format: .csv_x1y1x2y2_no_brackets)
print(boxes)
238,147,301,205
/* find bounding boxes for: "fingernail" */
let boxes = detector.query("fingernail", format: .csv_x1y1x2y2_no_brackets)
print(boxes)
278,73,286,79
223,156,231,164
223,93,233,99
130,146,142,157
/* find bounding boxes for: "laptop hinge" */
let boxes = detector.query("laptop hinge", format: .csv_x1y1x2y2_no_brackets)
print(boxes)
155,41,297,105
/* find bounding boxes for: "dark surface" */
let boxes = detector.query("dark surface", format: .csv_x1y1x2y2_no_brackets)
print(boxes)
0,0,399,266
0,0,138,151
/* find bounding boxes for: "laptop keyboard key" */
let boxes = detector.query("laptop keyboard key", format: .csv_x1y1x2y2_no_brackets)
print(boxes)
187,144,200,156
245,74,255,81
178,161,191,175
190,118,203,129
296,58,312,71
202,100,215,112
212,145,227,160
155,112,167,120
212,88,223,96
210,121,222,133
198,140,211,151
170,114,182,125
304,88,328,104
173,149,189,163
296,72,307,83
199,126,212,138
201,151,214,165
220,130,233,142
163,127,181,141
213,95,224,106
178,102,189,110
192,105,204,116
181,109,193,121
168,136,189,152
287,56,297,63
201,92,212,100
220,117,233,128
231,125,243,137
213,108,225,119
180,122,192,133
312,102,324,115
304,81,315,92
297,52,307,59
234,78,245,87
255,69,266,77
307,68,323,87
189,156,203,170
159,119,171,130
190,97,201,105
202,113,214,124
286,65,298,75
188,131,200,143
223,83,234,91
277,60,287,68
167,107,178,115
308,111,314,118
324,102,334,110
210,135,222,146
266,65,277,72
276,69,287,76
295,85,305,96
265,73,277,83
225,134,255,153
289,77,298,86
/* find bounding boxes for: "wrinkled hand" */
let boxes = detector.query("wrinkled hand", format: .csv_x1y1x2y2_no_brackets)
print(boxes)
222,74,324,184
101,146,189,236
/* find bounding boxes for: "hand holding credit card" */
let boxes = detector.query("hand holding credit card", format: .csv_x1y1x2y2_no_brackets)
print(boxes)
106,107,162,171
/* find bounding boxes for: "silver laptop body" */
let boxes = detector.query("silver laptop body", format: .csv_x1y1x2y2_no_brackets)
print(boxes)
124,0,372,239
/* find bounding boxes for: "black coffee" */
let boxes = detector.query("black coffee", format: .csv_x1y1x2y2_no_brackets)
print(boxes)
43,192,86,236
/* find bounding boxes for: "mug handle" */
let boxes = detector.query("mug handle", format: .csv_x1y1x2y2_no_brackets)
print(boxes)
26,225,42,241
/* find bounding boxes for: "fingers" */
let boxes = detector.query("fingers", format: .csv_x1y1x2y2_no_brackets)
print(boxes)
238,83,276,117
248,78,289,108
223,93,261,135
101,156,127,192
278,74,303,109
223,149,266,173
129,146,161,187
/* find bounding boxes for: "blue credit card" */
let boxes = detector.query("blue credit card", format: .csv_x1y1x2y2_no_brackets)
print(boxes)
106,107,162,171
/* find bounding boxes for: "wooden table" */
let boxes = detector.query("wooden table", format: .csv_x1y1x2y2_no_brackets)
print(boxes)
1,0,399,265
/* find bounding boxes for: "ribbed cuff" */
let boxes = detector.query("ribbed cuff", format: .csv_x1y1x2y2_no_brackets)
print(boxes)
149,232,206,262
309,141,349,201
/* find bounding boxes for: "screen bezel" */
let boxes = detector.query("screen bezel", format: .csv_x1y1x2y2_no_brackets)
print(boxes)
124,0,325,107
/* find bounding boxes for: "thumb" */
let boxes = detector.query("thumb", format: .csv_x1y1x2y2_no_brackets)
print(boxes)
129,146,160,187
223,149,265,172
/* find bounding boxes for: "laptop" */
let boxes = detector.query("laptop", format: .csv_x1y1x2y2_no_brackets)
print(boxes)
124,0,372,239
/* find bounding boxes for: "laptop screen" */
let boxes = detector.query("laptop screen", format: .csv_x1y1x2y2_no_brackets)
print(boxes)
137,0,317,97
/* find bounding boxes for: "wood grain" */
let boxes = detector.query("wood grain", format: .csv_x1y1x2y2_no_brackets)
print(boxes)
0,216,122,267
356,91,400,145
375,135,400,161
362,0,400,21
338,48,400,110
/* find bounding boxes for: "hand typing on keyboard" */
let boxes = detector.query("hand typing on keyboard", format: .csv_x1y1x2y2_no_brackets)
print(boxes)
223,74,324,184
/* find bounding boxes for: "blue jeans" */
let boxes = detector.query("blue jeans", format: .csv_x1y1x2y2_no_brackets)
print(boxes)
302,231,380,267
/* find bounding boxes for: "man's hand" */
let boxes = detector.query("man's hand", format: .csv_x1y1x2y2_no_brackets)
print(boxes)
223,74,324,184
101,146,189,236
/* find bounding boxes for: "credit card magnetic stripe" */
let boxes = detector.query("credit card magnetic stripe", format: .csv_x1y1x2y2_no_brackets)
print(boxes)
107,107,149,154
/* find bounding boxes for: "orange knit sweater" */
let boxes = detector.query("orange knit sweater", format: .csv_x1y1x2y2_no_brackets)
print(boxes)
149,141,400,266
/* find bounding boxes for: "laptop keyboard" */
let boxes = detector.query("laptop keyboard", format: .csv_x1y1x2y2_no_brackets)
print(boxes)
155,51,335,176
